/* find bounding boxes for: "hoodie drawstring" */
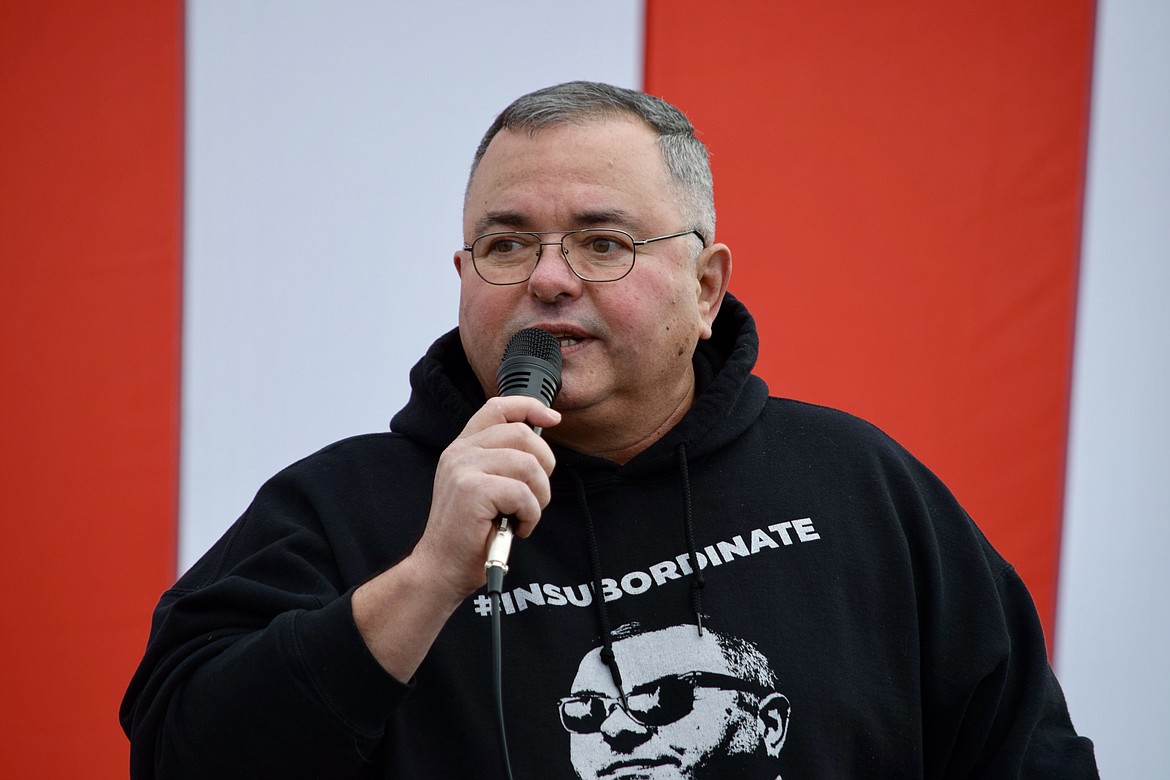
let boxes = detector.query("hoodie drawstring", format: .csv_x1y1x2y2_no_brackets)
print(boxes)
570,443,709,704
676,443,706,637
573,470,627,707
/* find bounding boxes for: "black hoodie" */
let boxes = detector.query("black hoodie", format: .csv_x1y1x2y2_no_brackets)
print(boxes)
121,295,1097,778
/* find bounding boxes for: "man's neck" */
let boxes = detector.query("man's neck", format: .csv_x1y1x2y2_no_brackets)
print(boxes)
548,379,696,464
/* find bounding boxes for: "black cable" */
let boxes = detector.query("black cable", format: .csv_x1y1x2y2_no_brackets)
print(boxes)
487,567,515,780
484,327,561,779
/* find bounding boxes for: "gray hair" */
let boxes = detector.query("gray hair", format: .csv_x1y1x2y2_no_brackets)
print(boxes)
608,621,778,690
466,81,716,243
714,631,778,690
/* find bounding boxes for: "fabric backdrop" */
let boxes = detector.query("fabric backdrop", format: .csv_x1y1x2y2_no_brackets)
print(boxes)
2,1,1166,776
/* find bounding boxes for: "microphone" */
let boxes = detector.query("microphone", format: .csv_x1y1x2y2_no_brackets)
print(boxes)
484,328,563,584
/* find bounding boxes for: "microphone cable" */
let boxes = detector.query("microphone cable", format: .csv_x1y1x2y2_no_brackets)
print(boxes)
486,555,515,780
483,328,562,780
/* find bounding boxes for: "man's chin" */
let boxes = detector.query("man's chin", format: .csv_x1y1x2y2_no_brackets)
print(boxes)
591,757,682,779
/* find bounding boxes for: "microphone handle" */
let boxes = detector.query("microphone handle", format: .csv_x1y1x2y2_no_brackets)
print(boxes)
485,517,514,575
483,425,543,584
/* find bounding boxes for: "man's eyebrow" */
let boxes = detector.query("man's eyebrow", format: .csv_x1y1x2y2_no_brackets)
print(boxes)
472,209,646,237
473,211,529,235
571,209,641,230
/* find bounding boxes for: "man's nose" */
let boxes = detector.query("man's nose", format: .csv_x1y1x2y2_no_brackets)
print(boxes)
527,240,582,301
598,707,654,752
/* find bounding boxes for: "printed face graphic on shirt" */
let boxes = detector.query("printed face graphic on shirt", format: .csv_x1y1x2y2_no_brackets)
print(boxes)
560,623,790,779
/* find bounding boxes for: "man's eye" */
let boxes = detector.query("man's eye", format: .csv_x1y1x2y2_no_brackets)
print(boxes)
589,238,618,254
488,238,522,255
627,687,663,714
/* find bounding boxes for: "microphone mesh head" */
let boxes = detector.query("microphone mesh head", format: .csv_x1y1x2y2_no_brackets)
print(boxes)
502,328,562,374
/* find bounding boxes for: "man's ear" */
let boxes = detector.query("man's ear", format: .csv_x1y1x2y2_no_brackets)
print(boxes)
695,242,732,340
454,251,465,276
757,693,790,757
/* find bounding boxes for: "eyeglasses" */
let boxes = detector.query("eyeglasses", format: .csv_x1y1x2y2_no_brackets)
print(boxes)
463,228,706,285
558,671,772,734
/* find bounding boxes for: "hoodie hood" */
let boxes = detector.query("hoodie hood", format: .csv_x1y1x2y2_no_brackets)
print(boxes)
390,293,771,697
389,293,770,470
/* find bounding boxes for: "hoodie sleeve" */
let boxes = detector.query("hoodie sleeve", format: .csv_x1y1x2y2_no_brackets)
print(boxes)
892,449,1099,779
966,565,1099,778
119,452,413,779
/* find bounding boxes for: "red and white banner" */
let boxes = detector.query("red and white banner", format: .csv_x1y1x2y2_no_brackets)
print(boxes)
2,1,1166,776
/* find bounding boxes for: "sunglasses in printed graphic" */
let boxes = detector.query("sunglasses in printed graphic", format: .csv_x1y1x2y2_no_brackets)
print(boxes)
558,671,774,734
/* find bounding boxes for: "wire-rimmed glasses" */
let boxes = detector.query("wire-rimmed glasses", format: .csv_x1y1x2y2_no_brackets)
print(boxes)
463,228,705,285
558,670,772,734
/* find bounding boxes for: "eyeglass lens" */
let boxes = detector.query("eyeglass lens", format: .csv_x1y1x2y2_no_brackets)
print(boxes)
559,674,701,733
472,229,636,283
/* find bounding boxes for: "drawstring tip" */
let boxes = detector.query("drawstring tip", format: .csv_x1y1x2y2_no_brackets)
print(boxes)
599,646,626,705
690,578,706,637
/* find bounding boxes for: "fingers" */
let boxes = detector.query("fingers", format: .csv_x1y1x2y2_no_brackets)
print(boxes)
455,396,559,504
442,399,561,521
413,395,560,597
464,395,562,438
437,444,550,528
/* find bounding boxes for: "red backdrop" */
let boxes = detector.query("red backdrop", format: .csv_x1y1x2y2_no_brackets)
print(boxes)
645,0,1095,647
0,1,182,775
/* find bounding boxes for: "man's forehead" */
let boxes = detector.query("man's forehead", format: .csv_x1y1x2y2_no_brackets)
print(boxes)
465,118,679,237
489,114,655,150
572,627,731,692
472,118,665,184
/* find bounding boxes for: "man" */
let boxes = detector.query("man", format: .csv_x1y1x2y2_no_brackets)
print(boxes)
122,81,1098,778
563,623,790,779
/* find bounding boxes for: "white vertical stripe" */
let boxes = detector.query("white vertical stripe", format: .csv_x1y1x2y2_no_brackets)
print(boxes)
181,0,643,568
1057,1,1170,776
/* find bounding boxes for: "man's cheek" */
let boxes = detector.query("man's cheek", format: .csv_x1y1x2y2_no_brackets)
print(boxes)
569,736,607,777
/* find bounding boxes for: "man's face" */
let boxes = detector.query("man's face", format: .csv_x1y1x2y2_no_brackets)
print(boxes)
456,118,727,456
562,626,776,780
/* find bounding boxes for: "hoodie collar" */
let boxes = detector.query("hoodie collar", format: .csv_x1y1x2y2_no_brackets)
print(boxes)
390,293,769,470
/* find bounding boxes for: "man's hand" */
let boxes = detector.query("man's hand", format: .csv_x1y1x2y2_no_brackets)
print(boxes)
352,396,560,681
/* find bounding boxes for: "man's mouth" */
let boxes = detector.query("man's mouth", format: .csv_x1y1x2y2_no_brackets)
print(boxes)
599,756,681,776
541,328,587,350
